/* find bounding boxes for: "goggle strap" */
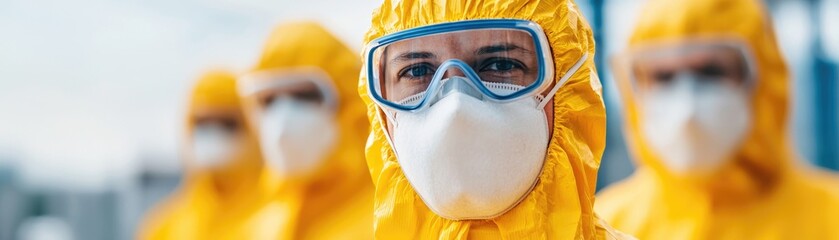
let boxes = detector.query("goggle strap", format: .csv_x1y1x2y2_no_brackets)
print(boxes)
537,53,589,109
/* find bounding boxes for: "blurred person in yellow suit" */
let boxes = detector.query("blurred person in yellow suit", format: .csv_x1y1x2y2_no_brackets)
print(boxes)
138,70,265,239
357,0,633,238
596,0,839,239
236,21,374,239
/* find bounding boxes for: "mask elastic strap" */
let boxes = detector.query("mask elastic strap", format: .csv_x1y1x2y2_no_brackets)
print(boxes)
537,53,589,109
378,107,402,161
382,108,398,128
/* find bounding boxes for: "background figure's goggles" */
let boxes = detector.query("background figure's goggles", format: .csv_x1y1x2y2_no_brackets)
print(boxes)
239,67,338,111
620,41,757,95
365,19,555,112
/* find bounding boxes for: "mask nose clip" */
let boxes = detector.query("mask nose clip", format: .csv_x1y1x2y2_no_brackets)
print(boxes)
672,72,701,90
437,76,484,100
424,58,486,106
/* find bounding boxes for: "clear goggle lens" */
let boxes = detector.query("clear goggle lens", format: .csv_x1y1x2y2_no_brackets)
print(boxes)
626,43,755,95
371,28,545,107
239,68,338,110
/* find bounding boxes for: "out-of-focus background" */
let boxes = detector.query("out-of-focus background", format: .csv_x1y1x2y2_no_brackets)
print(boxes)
0,0,836,239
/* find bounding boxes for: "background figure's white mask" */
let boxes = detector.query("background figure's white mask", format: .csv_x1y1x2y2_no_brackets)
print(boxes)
640,74,751,175
258,98,337,177
191,125,241,168
387,77,551,220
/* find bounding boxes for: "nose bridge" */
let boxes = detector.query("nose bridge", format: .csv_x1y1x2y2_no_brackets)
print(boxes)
672,72,699,94
680,78,699,119
436,59,478,82
442,68,466,79
425,61,485,105
439,76,482,99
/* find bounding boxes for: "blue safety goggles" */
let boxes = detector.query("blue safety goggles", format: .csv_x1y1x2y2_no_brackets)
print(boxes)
615,40,758,96
364,19,557,112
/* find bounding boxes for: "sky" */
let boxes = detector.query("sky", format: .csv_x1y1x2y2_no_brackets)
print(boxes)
0,0,380,191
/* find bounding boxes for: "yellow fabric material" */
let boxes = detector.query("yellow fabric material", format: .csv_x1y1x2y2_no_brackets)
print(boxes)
241,21,374,239
595,0,839,239
359,1,631,239
138,70,265,239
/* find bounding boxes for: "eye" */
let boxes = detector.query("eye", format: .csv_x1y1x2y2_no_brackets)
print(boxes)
292,89,323,104
398,63,435,79
486,61,514,71
480,58,525,73
697,64,727,78
260,94,276,107
653,70,675,84
219,118,240,132
195,117,239,133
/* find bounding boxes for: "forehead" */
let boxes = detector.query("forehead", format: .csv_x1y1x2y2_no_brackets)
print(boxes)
384,29,534,55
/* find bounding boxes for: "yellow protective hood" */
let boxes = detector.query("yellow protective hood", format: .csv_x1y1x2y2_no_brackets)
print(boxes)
188,70,245,118
613,0,790,205
596,0,839,239
358,0,625,239
242,21,374,239
139,70,264,240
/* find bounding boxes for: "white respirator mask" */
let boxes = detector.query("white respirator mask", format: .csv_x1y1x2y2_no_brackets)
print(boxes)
191,125,241,168
640,74,751,175
258,98,338,177
381,52,586,220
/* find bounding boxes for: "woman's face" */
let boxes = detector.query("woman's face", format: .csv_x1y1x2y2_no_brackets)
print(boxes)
380,29,540,101
376,29,556,135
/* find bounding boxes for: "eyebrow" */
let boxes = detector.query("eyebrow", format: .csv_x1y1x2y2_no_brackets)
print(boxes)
389,51,435,64
475,44,533,55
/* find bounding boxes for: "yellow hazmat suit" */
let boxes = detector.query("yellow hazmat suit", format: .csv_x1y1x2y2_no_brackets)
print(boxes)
138,70,265,239
239,21,374,239
595,0,839,239
359,0,631,239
